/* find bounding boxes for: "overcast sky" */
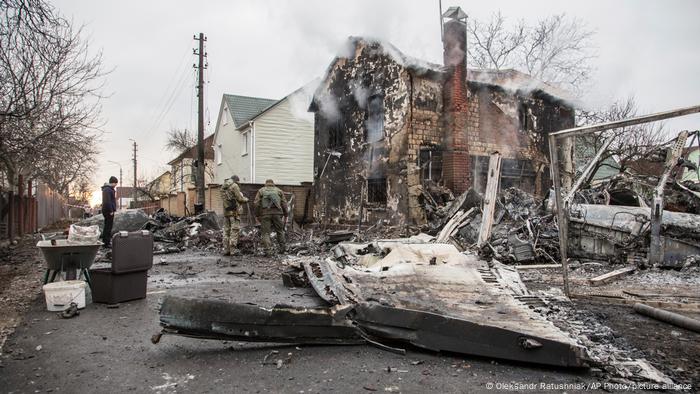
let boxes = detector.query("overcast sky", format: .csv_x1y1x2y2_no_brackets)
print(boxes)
52,0,700,191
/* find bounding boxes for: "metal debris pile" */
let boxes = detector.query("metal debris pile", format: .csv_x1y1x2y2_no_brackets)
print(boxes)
424,187,560,265
145,210,222,250
427,181,700,269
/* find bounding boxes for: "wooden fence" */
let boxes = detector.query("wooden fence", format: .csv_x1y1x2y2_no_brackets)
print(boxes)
1,179,68,239
152,182,313,223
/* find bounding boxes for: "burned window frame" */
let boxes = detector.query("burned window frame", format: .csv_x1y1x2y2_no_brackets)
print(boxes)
365,94,384,143
327,118,345,151
419,148,443,182
366,177,387,206
518,103,530,132
471,155,538,194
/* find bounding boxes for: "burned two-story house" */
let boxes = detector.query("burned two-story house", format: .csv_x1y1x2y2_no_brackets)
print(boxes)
310,7,575,225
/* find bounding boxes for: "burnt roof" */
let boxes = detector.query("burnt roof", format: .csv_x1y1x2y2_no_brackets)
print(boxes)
311,37,575,110
468,69,576,105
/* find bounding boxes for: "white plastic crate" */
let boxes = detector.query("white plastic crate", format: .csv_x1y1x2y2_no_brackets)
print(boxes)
42,280,87,311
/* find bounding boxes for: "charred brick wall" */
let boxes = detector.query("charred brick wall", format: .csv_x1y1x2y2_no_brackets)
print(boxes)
311,36,575,225
406,75,444,223
312,40,412,225
466,83,575,195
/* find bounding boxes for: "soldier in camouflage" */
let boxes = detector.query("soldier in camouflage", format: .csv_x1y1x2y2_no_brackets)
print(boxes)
220,175,249,256
254,179,288,256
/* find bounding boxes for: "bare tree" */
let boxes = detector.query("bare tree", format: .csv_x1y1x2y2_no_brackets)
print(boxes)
468,12,595,95
0,0,104,194
165,128,196,152
521,15,595,95
69,175,94,205
162,127,214,191
575,96,667,179
468,12,526,71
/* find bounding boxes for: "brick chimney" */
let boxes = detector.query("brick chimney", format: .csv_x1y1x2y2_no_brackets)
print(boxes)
441,6,470,195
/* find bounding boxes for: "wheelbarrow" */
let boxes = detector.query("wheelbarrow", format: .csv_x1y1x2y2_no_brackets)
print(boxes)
36,240,102,287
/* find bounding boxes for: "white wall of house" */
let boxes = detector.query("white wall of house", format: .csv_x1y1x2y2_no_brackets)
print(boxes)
213,92,314,186
213,103,253,184
253,97,314,185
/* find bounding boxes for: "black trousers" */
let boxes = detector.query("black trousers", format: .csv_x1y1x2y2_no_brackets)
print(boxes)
102,210,114,245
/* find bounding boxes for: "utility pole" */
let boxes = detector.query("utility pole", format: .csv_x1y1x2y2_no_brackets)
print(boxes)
193,32,207,214
132,140,137,207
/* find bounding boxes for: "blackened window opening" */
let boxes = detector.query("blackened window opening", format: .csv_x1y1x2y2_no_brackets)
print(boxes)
328,119,345,150
366,95,384,142
472,155,537,194
367,177,387,205
419,149,443,182
518,103,530,131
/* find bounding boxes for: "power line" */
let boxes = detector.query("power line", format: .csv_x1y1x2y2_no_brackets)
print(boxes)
144,44,192,132
148,66,193,135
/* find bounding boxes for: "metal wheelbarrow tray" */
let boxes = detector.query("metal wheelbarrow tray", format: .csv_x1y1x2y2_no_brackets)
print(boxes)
37,240,102,284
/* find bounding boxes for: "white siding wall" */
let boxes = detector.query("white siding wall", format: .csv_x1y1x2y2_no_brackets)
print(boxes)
253,97,314,184
213,106,253,184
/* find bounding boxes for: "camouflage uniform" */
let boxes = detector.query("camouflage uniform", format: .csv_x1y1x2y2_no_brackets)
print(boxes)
254,183,288,255
220,180,248,255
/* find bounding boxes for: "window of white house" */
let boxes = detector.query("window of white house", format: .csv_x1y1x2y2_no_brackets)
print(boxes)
242,131,249,156
215,144,222,165
223,106,229,125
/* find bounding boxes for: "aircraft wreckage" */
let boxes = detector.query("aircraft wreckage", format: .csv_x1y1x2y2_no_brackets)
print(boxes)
156,242,590,368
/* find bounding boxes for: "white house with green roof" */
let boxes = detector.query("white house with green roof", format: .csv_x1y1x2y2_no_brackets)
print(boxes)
212,85,315,185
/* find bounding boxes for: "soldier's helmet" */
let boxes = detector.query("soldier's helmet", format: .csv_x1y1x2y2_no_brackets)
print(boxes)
231,175,240,182
265,179,274,186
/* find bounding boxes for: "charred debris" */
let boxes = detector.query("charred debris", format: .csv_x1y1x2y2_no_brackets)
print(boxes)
152,125,699,386
150,7,700,384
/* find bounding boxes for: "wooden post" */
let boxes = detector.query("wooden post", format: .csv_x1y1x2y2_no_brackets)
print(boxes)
549,133,571,297
27,180,33,233
6,189,14,239
17,175,24,236
33,196,38,233
476,152,502,247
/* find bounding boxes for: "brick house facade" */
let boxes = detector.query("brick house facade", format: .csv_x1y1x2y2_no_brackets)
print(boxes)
310,8,575,225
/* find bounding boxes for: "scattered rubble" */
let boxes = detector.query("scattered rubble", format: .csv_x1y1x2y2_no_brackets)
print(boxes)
77,209,151,235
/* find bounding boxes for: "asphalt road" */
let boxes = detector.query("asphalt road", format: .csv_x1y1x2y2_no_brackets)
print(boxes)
0,250,601,394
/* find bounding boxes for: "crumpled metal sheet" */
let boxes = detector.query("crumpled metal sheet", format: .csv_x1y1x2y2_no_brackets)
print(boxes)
303,243,590,367
568,204,700,264
159,244,590,367
159,280,362,345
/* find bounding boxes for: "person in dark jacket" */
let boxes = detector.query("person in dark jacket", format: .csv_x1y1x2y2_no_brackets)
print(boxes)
101,176,118,247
